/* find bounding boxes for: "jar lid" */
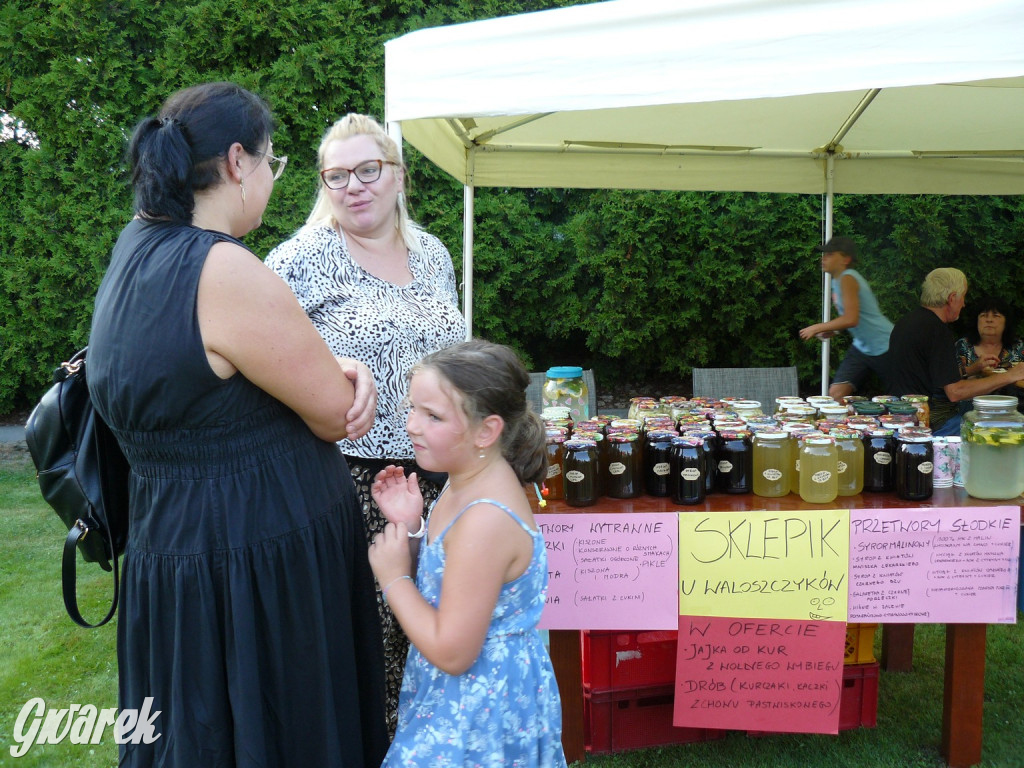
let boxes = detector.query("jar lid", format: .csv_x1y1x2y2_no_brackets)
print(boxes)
755,429,788,440
683,429,716,439
609,433,640,443
573,430,604,442
829,427,861,439
971,394,1019,409
806,396,837,406
866,428,895,437
646,430,678,440
804,435,835,445
898,428,933,442
718,429,751,439
546,366,583,379
871,395,900,403
564,439,596,449
545,434,567,444
672,436,704,447
901,394,929,403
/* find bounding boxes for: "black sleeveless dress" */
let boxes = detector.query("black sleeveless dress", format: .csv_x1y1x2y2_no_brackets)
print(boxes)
88,219,387,767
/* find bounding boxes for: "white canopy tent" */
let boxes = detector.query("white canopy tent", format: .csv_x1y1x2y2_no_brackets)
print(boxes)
384,0,1024,390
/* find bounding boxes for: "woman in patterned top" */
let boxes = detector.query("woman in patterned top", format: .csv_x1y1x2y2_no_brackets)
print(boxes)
266,113,466,736
954,295,1024,405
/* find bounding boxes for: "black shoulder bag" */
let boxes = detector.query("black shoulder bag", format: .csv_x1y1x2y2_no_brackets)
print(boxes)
24,347,131,628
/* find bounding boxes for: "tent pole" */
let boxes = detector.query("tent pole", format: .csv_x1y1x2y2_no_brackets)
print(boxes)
463,184,474,340
821,154,835,396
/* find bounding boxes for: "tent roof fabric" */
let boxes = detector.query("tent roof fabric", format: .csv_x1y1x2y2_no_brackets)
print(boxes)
385,0,1024,194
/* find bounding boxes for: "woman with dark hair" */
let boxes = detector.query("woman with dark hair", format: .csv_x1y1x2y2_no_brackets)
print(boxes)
87,82,388,767
954,295,1024,378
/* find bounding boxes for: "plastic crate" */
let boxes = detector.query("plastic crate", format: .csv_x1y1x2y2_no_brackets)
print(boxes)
844,623,878,664
839,661,879,730
582,629,678,692
748,661,879,736
584,684,725,754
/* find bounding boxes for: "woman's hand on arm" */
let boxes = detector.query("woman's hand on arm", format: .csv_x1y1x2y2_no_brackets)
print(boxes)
197,242,357,441
337,357,377,439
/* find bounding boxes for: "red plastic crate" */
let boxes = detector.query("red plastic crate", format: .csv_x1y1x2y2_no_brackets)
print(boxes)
582,629,678,692
748,661,879,736
839,661,879,730
584,684,725,754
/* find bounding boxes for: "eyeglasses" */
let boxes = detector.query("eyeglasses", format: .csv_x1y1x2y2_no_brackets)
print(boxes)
248,147,288,180
320,159,396,190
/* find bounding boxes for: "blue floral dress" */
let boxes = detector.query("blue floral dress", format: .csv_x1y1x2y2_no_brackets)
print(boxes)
383,499,568,767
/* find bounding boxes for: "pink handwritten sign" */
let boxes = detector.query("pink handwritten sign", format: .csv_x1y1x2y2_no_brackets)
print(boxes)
848,507,1020,623
537,513,678,630
673,615,847,733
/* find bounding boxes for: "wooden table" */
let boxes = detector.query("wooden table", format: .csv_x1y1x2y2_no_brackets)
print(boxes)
540,487,1023,767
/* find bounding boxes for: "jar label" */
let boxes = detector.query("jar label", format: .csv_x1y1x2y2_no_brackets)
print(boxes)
795,459,800,472
718,460,734,473
762,469,782,481
837,461,848,474
918,461,934,474
653,462,670,476
681,468,701,481
565,470,585,483
812,470,832,484
874,452,892,465
546,464,562,479
608,462,626,476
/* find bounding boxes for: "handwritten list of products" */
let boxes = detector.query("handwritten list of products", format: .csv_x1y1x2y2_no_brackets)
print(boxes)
848,507,1020,623
537,513,679,630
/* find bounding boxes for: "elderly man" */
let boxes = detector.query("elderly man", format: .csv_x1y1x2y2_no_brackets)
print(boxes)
887,268,1024,435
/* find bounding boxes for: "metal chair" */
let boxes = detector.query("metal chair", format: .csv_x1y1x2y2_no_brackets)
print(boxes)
691,366,800,410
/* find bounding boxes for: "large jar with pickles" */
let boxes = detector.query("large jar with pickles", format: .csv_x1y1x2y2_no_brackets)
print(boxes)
961,395,1024,499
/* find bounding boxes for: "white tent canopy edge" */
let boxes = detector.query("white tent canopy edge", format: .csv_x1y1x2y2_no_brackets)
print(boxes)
384,0,1024,393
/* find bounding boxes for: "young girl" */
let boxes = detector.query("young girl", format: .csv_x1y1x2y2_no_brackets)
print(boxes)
368,339,568,767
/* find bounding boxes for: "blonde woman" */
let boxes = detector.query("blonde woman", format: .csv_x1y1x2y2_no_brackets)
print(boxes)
266,113,465,733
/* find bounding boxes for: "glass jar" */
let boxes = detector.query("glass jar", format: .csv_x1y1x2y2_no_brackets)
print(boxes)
961,395,1024,499
733,400,763,420
544,434,566,501
901,395,930,429
562,439,599,507
782,423,816,494
542,366,589,423
895,429,934,501
670,437,706,505
862,429,896,493
644,430,676,497
606,433,643,499
752,429,790,498
715,429,752,494
831,428,864,496
799,436,838,504
683,429,718,494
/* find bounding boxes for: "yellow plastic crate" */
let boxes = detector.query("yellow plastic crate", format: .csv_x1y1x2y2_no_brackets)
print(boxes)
845,623,878,665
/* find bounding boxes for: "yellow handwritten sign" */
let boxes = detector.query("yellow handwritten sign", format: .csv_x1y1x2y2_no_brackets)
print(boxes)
678,510,850,621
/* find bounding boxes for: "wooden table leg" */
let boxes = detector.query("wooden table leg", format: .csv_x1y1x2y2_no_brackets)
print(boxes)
881,623,916,671
942,624,987,768
550,630,585,764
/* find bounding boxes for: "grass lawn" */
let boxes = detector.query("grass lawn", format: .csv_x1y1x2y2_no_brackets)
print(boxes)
1,452,1021,767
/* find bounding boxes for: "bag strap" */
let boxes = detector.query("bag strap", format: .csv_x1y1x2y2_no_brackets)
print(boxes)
62,519,119,628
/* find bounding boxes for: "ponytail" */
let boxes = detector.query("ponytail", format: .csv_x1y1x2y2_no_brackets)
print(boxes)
128,82,275,222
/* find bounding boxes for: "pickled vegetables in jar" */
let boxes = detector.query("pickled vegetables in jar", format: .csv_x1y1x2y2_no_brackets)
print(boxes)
961,395,1024,499
542,366,589,422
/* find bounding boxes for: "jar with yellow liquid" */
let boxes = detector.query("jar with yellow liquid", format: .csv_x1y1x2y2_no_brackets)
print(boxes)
799,436,839,504
752,429,791,498
831,428,864,496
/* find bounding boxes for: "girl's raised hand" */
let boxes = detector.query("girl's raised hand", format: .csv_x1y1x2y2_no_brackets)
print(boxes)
371,466,425,531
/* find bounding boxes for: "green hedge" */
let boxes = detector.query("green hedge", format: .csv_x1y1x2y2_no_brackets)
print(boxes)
3,0,1023,413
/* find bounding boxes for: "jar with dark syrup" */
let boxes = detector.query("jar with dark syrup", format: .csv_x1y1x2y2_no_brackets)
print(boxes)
895,428,934,501
563,439,598,507
670,437,706,505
